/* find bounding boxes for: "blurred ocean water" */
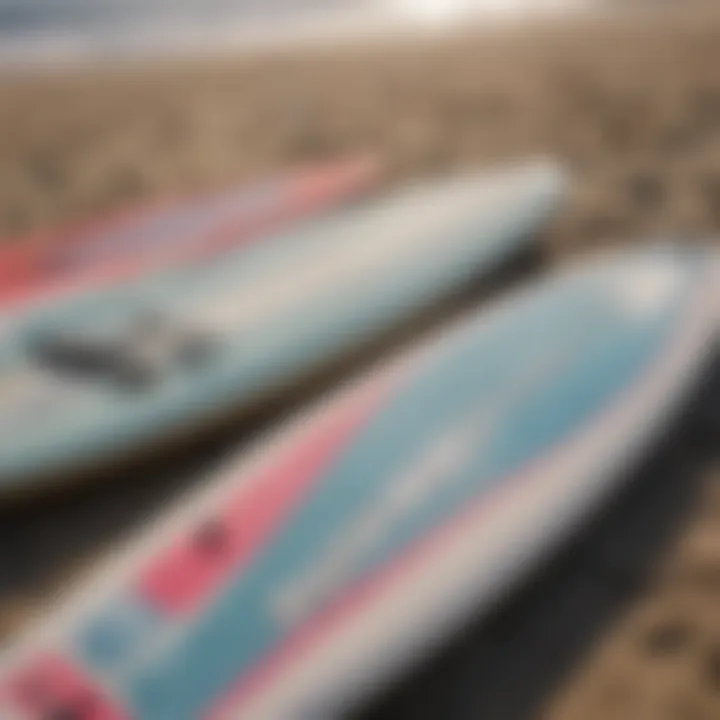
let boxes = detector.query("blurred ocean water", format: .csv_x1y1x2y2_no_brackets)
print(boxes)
0,0,358,32
0,0,364,63
0,0,590,64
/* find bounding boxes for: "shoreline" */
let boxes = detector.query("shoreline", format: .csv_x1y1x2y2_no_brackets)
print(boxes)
0,3,600,73
2,3,718,74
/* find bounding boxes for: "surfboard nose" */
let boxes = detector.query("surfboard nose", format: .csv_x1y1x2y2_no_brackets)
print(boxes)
525,157,569,210
484,156,569,222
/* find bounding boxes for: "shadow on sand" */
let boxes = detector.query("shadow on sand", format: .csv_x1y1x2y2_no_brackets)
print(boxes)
0,243,542,623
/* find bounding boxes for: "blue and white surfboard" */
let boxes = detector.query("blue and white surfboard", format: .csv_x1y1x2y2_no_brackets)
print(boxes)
0,159,565,492
1,245,717,719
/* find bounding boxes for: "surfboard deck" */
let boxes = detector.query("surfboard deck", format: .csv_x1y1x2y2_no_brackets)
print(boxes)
0,156,381,311
0,159,566,493
1,244,717,720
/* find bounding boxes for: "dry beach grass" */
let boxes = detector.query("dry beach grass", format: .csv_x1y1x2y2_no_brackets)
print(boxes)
1,7,720,719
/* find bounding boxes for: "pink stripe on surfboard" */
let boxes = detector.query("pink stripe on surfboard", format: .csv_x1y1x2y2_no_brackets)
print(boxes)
204,279,710,720
2,654,129,719
0,156,380,310
138,386,387,617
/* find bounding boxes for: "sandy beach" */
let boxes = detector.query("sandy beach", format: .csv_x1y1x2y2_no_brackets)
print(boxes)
1,6,720,718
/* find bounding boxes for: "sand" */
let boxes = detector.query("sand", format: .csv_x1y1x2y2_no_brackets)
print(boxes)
1,7,720,719
2,7,720,251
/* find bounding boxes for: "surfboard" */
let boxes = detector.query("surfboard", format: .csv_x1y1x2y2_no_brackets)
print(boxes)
0,158,566,492
1,244,716,719
0,156,381,311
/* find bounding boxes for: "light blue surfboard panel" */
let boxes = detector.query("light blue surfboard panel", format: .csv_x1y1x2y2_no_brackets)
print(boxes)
0,159,565,489
1,245,717,719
